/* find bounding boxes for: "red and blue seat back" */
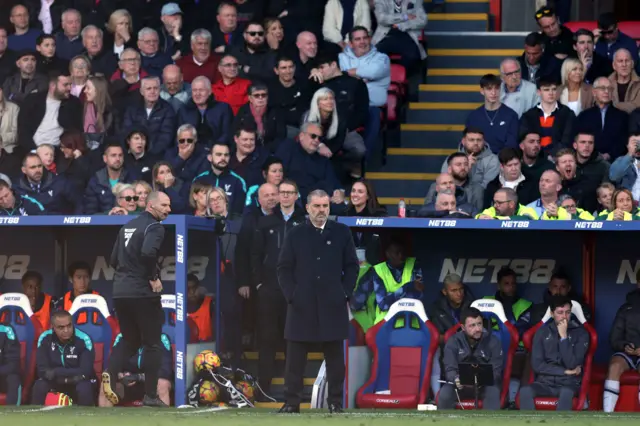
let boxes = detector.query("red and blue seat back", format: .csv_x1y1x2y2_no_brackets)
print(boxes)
348,309,366,346
68,295,119,377
0,293,43,405
356,299,439,409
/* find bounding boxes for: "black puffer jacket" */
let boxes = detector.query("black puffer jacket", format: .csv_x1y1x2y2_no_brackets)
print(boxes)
610,289,640,352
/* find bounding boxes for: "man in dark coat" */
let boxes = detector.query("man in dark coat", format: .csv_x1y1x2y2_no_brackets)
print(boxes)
276,189,359,414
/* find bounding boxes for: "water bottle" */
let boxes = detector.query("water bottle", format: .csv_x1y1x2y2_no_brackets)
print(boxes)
398,198,406,218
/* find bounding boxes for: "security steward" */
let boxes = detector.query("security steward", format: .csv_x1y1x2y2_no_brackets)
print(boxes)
0,323,21,405
439,307,503,410
32,311,96,406
251,180,306,398
277,189,359,414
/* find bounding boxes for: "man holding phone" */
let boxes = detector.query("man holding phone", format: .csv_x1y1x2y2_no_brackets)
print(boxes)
603,269,640,412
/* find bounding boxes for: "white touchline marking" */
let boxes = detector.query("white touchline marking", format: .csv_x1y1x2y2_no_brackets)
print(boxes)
1,406,66,414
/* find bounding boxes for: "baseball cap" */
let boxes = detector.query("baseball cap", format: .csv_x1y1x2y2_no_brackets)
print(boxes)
16,49,37,60
161,3,182,16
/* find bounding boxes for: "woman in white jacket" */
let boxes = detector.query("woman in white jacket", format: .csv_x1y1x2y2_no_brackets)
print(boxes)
323,0,371,52
0,86,18,157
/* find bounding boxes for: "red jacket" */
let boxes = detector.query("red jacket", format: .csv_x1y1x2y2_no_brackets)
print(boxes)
110,69,150,92
176,53,222,84
211,78,251,115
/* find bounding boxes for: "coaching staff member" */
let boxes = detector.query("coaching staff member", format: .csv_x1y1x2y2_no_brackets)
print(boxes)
102,191,172,407
277,189,359,414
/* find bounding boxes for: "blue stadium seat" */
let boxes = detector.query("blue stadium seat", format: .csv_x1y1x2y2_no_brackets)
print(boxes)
356,299,439,409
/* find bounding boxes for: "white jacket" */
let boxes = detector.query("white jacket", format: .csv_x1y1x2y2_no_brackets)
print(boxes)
0,100,18,154
323,0,372,44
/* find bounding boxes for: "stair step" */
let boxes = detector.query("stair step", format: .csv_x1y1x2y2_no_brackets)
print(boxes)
427,49,520,68
368,172,439,180
425,33,526,49
427,68,499,84
418,84,482,102
427,13,488,31
424,0,490,13
407,102,479,124
389,147,456,155
401,130,463,149
382,152,449,171
372,179,433,199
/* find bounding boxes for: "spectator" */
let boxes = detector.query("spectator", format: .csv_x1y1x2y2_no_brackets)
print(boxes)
121,76,176,157
274,122,342,202
193,142,247,216
425,165,482,215
268,56,311,136
151,161,187,213
123,129,154,182
323,0,371,53
466,74,518,154
520,77,576,156
519,131,555,184
19,270,55,330
558,193,595,220
244,156,284,211
571,28,613,85
55,9,83,61
106,182,141,215
441,127,500,189
526,169,570,219
427,274,474,337
80,25,118,77
160,64,191,113
499,58,539,119
137,28,172,79
110,48,148,106
2,50,47,106
232,0,265,23
602,269,640,412
31,0,65,37
335,178,386,218
104,10,136,58
0,27,17,86
17,71,82,152
518,32,561,85
32,311,96,406
8,5,41,51
438,307,502,410
0,178,44,215
157,3,187,61
35,34,68,75
36,143,56,174
164,124,207,182
212,3,244,53
0,85,18,157
264,18,284,52
176,29,222,84
133,180,151,210
371,0,426,73
595,12,640,73
13,152,81,214
530,270,592,325
178,76,233,148
577,77,628,161
292,31,320,83
212,53,251,115
418,190,474,219
189,181,212,216
484,147,538,209
609,133,640,198
229,21,276,82
556,148,598,213
485,267,533,338
228,125,269,186
476,187,539,220
69,55,90,98
534,6,573,60
610,49,640,113
58,260,100,319
57,130,91,191
266,0,325,47
83,142,138,214
595,182,614,215
598,188,639,221
519,296,589,411
557,58,594,117
573,131,611,186
82,76,114,147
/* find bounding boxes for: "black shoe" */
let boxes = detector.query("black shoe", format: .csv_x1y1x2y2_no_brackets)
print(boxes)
328,403,343,414
142,395,168,407
277,404,300,413
101,371,119,405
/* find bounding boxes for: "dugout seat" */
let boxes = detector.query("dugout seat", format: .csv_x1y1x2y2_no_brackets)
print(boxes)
436,299,518,409
0,293,43,405
348,308,366,346
68,295,120,377
161,294,199,345
516,300,597,411
356,298,439,409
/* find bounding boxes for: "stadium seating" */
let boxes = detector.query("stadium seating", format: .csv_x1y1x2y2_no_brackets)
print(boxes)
563,21,640,46
0,293,43,405
356,298,439,409
68,295,120,377
517,301,597,411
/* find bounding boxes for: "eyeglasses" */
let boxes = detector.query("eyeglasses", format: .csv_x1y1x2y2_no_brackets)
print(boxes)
251,93,267,99
493,200,511,206
600,27,616,35
503,69,521,77
535,8,554,19
594,86,613,91
307,132,323,140
120,196,140,202
120,58,140,63
140,39,158,44
246,31,264,37
178,138,194,144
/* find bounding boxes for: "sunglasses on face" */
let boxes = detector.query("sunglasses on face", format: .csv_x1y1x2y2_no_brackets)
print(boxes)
535,8,553,19
251,93,267,99
120,196,140,202
600,28,616,35
179,138,194,144
308,132,323,141
246,31,264,37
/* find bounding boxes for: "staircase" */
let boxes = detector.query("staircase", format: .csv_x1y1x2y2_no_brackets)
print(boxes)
370,0,526,212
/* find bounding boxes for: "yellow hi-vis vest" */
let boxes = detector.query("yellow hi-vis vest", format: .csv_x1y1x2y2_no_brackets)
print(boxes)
374,258,417,325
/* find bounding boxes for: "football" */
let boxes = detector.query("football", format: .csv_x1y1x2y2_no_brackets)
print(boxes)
234,380,255,402
193,349,222,373
199,380,220,405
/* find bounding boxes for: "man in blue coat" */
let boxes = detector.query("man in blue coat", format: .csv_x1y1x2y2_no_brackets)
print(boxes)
164,124,208,183
276,189,359,413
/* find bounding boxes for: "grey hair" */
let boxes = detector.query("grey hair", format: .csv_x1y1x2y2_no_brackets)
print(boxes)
299,121,322,135
112,183,134,197
137,27,158,40
443,273,462,287
307,189,329,204
499,58,520,74
496,187,518,204
192,76,212,90
177,124,197,140
62,9,81,22
191,29,212,44
306,88,338,139
141,76,160,88
81,25,103,39
120,48,140,60
437,189,455,196
613,48,633,63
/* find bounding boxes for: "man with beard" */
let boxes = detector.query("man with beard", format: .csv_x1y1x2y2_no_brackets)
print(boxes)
526,169,571,219
2,49,47,106
229,21,276,82
485,267,532,340
572,131,610,187
519,131,554,188
530,270,592,325
440,128,499,189
609,133,640,199
84,142,139,214
438,307,502,410
555,148,598,213
534,6,574,60
423,172,480,216
193,142,247,215
477,188,539,220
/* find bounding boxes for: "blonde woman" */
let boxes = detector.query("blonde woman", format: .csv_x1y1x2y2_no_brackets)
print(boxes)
557,58,594,116
108,183,140,215
264,18,284,51
206,187,229,217
133,180,152,210
190,181,212,216
105,9,136,58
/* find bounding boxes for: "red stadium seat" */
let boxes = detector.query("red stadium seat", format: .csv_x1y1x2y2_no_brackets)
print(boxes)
356,299,439,409
0,293,43,406
564,21,597,32
436,300,518,409
516,301,597,411
386,93,398,123
618,22,640,46
349,309,366,346
389,64,408,98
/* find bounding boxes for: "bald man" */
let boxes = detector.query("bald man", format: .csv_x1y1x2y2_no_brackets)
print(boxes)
499,58,539,118
611,48,640,113
423,172,482,215
160,64,192,112
295,32,320,82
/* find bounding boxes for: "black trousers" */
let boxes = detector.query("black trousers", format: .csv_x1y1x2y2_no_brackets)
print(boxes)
284,340,344,407
257,288,287,392
110,297,163,398
376,29,422,73
0,373,21,405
